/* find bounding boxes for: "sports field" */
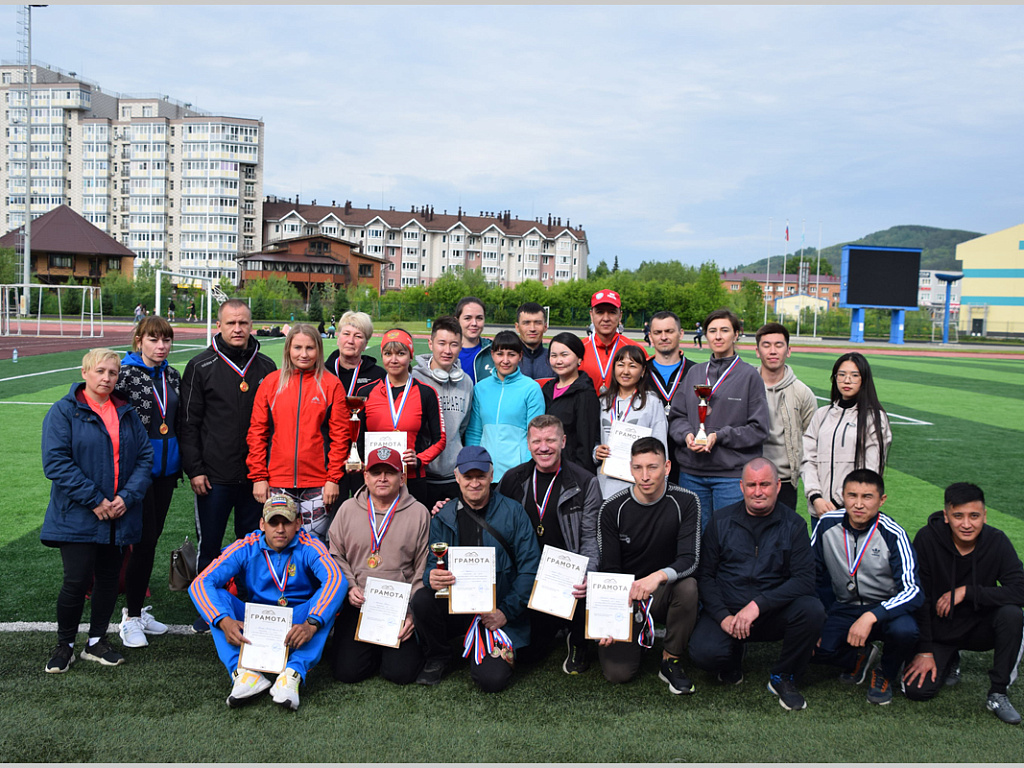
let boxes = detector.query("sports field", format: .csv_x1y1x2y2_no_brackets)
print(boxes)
0,334,1022,763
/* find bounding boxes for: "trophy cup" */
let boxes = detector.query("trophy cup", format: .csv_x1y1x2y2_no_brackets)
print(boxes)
430,541,451,599
344,396,366,473
693,384,713,446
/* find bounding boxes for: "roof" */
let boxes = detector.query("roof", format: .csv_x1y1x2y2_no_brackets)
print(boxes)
238,253,345,267
263,201,587,241
0,205,135,258
721,271,840,284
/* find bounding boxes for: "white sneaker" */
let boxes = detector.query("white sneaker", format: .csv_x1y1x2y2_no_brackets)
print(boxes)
270,668,301,711
138,606,168,635
226,669,272,708
119,609,148,648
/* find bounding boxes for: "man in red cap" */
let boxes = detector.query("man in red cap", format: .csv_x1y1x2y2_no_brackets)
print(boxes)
580,289,644,396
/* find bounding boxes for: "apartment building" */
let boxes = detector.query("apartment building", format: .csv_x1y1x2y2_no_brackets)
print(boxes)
721,270,842,308
262,198,589,290
1,62,263,283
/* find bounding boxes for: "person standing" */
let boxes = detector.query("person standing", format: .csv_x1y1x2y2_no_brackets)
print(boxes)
754,323,817,511
515,301,554,380
580,289,644,396
42,349,153,673
693,322,703,349
411,316,474,510
115,317,182,648
648,311,697,483
455,296,492,383
179,299,277,633
541,332,601,475
669,308,769,531
167,298,176,323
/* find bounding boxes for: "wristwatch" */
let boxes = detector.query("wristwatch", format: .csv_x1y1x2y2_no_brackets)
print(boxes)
306,616,323,629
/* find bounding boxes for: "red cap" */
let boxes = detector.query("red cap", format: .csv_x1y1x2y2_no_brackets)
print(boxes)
591,289,621,309
365,446,404,472
381,328,414,356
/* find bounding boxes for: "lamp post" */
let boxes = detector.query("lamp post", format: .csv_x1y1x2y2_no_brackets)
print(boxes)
20,5,48,315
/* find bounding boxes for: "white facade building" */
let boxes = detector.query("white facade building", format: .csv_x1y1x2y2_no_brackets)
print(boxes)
1,63,263,283
917,269,962,308
262,199,589,290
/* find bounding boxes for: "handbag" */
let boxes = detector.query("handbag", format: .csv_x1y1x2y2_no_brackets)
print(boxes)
169,535,198,591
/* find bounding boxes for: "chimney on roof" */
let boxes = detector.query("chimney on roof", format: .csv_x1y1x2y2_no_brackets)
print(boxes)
430,205,434,220
345,201,351,214
412,205,417,214
332,200,336,207
312,199,316,206
547,214,552,230
479,211,483,217
295,195,300,204
566,218,570,229
458,206,462,220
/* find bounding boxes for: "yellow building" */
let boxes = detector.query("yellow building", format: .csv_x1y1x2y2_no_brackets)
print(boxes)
955,223,1024,337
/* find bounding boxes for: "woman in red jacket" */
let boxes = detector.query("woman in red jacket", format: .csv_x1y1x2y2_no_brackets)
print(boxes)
356,328,446,506
247,323,350,541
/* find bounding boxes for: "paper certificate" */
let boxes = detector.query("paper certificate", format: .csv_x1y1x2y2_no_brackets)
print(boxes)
239,602,293,674
355,577,412,649
528,545,589,620
447,546,496,614
585,572,634,642
365,431,408,462
601,421,653,482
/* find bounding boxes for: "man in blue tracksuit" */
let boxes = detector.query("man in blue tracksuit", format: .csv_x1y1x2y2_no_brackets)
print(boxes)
190,494,347,710
810,468,923,706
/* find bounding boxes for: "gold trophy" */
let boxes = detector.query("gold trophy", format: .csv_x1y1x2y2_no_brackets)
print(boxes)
344,396,366,472
693,384,713,446
430,541,451,599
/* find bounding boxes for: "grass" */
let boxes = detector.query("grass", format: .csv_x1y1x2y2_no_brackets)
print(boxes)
1,340,1022,762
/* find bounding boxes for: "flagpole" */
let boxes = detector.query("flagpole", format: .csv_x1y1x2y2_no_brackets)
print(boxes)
763,217,772,326
780,219,789,322
813,220,823,337
797,220,806,337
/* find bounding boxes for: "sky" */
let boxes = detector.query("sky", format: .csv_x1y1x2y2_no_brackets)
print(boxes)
4,4,1023,271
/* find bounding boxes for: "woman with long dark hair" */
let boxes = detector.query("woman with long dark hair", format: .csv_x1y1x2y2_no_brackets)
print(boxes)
541,332,601,474
801,352,892,519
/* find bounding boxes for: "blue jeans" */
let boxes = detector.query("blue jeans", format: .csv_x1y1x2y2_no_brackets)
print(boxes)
678,473,744,532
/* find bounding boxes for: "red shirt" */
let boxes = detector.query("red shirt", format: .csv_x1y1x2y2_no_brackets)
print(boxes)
580,333,645,395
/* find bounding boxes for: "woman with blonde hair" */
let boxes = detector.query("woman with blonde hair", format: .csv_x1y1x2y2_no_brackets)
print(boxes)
247,323,351,541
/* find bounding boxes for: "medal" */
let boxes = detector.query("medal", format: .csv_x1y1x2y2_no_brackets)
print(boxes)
264,550,293,608
213,339,258,391
278,596,288,606
240,380,249,392
367,553,381,569
598,384,609,396
593,335,621,393
665,403,672,417
536,524,544,536
652,361,683,408
611,395,634,424
532,466,560,542
847,581,857,593
151,369,169,431
159,422,168,435
704,357,741,399
490,647,502,659
844,516,880,586
367,493,401,572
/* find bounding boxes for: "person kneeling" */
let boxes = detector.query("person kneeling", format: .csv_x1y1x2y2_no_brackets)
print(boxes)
189,494,347,710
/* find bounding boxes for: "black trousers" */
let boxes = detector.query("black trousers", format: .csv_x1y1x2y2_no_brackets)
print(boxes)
689,594,825,678
517,602,588,665
904,605,1024,699
330,601,423,685
193,482,262,573
125,475,179,616
56,542,125,645
777,483,798,515
410,587,514,693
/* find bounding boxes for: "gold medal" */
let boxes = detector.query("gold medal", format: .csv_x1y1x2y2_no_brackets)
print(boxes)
536,524,544,537
240,380,249,392
159,422,168,435
490,647,502,659
367,553,381,569
278,596,287,606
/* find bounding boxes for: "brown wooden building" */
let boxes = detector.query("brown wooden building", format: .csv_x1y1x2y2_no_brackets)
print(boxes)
0,205,135,285
237,234,386,299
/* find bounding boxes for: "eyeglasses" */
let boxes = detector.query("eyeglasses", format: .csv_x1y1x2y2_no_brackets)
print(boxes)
835,372,862,382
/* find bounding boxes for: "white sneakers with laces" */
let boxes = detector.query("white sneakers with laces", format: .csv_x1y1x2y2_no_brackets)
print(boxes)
119,608,148,648
227,669,272,708
271,668,302,710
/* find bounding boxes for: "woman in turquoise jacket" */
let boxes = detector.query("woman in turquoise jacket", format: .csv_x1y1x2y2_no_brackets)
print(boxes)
465,331,545,482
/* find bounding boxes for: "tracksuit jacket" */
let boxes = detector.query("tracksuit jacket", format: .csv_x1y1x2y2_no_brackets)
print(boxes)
116,352,182,479
356,377,446,481
466,367,545,482
580,333,645,395
519,343,554,381
246,369,351,488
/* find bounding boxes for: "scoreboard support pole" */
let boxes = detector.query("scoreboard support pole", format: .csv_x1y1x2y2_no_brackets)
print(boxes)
849,307,866,343
889,309,906,345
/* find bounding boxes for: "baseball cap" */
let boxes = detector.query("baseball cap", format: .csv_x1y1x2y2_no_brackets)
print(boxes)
263,493,298,522
456,445,492,474
591,289,621,309
365,445,404,473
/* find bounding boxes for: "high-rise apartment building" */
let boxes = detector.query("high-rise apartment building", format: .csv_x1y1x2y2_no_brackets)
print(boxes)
1,62,263,283
263,198,589,291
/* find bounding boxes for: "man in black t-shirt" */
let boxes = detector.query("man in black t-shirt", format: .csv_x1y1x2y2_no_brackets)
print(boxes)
595,437,701,694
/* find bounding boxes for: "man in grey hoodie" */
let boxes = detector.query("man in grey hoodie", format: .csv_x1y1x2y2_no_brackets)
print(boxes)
755,323,817,512
412,316,475,510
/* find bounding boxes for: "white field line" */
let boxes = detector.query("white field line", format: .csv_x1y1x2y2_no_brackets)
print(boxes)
0,621,198,635
0,345,206,384
813,396,933,426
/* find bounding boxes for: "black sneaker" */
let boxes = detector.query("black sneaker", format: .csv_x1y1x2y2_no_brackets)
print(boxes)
718,667,744,685
80,637,125,666
944,652,961,686
191,617,211,634
986,692,1022,725
767,673,807,711
415,658,450,686
562,634,590,675
659,657,695,695
839,642,881,685
45,643,75,674
866,669,893,705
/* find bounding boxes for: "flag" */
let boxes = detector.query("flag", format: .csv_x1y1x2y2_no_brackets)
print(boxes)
785,222,789,242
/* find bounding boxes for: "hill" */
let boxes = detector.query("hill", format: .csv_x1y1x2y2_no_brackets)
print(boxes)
732,225,981,274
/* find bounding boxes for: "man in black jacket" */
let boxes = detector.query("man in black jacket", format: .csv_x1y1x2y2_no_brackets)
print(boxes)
498,414,600,674
178,299,276,632
688,457,824,711
902,482,1024,725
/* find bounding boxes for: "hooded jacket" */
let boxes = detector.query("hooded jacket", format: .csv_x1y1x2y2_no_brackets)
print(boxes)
541,371,601,474
116,352,182,479
411,353,474,481
759,364,817,487
40,384,154,546
466,367,545,482
912,510,1024,651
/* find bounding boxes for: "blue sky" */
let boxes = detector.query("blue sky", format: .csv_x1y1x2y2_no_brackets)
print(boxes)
5,4,1022,270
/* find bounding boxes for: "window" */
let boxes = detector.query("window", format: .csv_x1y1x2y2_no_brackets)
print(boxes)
142,106,153,117
107,257,122,271
368,229,383,238
388,278,395,287
48,254,73,269
358,264,373,278
403,230,420,240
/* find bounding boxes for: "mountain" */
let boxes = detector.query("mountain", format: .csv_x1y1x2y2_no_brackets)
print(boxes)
731,225,981,274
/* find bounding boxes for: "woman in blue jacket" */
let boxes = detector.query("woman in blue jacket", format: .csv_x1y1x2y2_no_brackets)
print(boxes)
115,316,182,648
41,348,153,674
465,331,545,482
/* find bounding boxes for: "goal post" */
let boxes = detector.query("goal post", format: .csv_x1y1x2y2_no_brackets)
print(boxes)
0,283,103,337
156,270,216,347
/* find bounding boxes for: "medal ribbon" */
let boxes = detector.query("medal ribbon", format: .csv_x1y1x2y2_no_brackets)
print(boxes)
150,369,168,423
637,597,655,649
462,615,513,664
386,380,412,430
652,363,683,404
704,356,741,397
263,551,292,597
844,515,881,579
532,467,561,527
593,336,621,386
611,395,634,424
367,494,401,555
213,341,255,383
338,359,362,398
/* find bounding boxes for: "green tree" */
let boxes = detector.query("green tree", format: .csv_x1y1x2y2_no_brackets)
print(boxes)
680,262,730,327
735,280,765,331
307,285,323,322
589,260,610,280
0,247,18,284
612,255,619,273
783,254,833,277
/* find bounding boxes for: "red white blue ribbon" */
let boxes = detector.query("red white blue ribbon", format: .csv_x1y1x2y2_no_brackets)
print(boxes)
263,551,293,594
150,370,168,422
611,395,634,424
368,494,401,555
337,359,361,398
213,341,255,382
462,615,513,663
652,363,683,404
386,380,412,430
593,336,621,386
844,515,881,579
705,357,740,397
532,467,561,529
636,597,655,649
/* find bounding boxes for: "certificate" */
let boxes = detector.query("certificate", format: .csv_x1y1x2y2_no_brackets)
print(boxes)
585,572,634,642
238,602,293,674
601,421,653,482
365,431,408,462
355,577,412,649
447,546,496,614
528,545,589,620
